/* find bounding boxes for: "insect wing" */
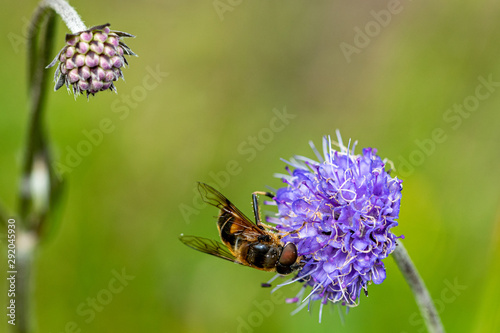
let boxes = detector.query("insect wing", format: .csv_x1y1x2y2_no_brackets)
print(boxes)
198,182,263,239
179,235,240,264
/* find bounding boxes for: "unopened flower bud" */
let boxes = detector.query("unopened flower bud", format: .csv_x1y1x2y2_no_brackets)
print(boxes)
47,23,136,98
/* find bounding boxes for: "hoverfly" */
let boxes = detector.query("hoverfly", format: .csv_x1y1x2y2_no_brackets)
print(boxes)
179,183,302,275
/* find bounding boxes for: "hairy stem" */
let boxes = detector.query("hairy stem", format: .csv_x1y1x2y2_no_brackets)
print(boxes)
40,0,86,33
392,239,445,333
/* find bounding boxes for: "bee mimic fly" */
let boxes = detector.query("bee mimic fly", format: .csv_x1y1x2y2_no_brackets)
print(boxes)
179,183,303,275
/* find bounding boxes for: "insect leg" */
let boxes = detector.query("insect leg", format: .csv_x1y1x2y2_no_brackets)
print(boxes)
252,191,275,228
279,221,307,238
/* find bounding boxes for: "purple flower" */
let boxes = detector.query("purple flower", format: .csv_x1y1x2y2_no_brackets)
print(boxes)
47,23,136,98
267,132,403,317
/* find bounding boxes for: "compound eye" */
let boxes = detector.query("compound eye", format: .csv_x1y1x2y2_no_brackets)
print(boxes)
279,243,297,266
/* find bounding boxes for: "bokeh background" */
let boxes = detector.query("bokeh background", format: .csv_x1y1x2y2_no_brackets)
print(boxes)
1,1,500,332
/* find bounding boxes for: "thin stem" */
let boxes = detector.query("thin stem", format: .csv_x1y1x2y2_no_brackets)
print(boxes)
11,1,83,331
392,239,445,333
14,232,38,333
41,0,86,33
19,6,57,228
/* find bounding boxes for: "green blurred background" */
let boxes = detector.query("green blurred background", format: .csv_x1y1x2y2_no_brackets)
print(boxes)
1,0,499,332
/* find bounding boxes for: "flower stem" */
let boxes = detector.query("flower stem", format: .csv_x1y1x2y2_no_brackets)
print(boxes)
11,1,83,331
392,239,445,333
40,0,86,33
20,3,57,228
13,232,38,333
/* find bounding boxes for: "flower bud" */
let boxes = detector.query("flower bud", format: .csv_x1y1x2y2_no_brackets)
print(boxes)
47,23,136,98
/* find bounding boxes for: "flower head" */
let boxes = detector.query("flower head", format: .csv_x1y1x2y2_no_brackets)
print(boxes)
47,24,136,98
267,132,403,315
